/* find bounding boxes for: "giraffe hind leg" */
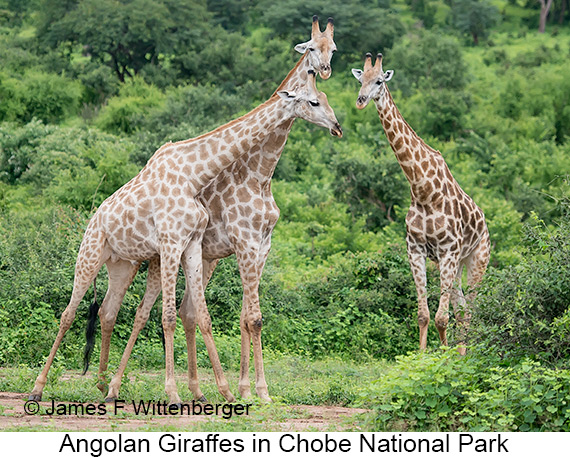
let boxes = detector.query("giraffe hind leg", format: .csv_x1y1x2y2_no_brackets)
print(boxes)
457,233,491,355
95,258,141,395
29,230,110,401
106,257,161,401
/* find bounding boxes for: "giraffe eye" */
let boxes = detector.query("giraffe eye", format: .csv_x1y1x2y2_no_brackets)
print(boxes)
376,80,383,85
309,100,320,107
308,47,315,52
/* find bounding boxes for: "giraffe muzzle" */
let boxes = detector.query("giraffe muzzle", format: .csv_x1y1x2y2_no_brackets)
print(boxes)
330,123,343,138
320,64,332,79
356,95,369,109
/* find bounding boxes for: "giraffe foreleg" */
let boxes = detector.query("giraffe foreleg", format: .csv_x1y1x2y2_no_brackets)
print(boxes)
407,246,429,351
159,245,184,406
178,257,218,402
180,242,235,403
105,257,161,401
236,242,271,402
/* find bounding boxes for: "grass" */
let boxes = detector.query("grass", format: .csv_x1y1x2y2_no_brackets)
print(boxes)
0,355,382,432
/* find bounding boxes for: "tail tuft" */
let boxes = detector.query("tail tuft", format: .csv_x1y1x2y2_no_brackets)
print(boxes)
82,281,99,375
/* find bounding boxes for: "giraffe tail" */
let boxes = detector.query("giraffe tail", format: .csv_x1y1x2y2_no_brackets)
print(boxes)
159,321,166,353
82,279,99,375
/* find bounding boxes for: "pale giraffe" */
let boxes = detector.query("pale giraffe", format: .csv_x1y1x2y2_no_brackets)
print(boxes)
352,53,490,354
29,70,342,405
96,16,338,404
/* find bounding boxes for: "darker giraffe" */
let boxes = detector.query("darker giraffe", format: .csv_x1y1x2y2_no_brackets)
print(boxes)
352,53,490,354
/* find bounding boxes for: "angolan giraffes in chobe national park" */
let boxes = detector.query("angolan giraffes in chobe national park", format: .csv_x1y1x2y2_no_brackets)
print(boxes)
86,15,340,404
352,53,490,354
29,61,342,405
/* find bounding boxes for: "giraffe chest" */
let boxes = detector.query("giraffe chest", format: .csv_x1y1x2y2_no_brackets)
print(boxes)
199,179,279,259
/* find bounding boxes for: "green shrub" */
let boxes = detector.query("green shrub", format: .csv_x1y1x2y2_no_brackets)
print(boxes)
0,119,55,184
0,206,87,367
0,70,82,124
95,77,165,134
387,31,468,96
360,351,570,431
0,121,139,210
470,198,570,363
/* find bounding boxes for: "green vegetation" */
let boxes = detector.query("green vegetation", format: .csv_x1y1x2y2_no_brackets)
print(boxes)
0,0,569,431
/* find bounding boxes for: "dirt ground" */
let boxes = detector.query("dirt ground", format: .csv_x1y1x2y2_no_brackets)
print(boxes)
0,391,368,431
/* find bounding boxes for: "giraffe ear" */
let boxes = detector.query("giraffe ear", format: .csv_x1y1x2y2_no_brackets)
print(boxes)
294,40,310,54
277,90,297,100
351,69,363,82
384,70,394,82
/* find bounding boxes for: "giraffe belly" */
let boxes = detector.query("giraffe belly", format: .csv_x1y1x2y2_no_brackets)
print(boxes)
201,222,234,260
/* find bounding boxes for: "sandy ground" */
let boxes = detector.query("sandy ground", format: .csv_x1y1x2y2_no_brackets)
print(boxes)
0,391,368,431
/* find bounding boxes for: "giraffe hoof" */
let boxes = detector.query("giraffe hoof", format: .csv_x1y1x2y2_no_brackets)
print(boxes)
97,383,108,395
197,395,208,404
104,396,116,403
28,394,42,402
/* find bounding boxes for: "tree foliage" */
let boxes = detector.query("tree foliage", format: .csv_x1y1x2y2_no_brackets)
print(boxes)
450,0,499,45
36,0,213,82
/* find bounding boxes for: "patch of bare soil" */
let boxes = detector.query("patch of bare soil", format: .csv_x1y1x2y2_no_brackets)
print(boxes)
0,392,368,431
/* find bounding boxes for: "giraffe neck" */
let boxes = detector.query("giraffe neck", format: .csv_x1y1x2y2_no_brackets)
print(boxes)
273,52,312,94
239,52,313,182
375,89,445,203
145,95,293,195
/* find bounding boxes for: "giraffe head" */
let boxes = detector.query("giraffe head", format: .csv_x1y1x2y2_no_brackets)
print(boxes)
277,70,342,137
352,53,394,110
294,15,336,80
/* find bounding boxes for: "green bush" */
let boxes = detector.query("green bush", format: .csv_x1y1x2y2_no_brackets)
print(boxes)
387,30,468,96
95,77,166,134
259,246,440,360
470,198,570,363
0,206,86,367
0,121,139,210
0,119,55,184
0,70,82,124
360,351,570,431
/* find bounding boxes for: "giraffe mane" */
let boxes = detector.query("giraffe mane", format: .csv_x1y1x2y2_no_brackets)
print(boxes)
175,96,280,146
271,52,309,96
384,89,441,157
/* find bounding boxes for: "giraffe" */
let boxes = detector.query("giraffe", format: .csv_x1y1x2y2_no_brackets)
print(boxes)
351,53,490,354
97,16,339,404
29,69,342,405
